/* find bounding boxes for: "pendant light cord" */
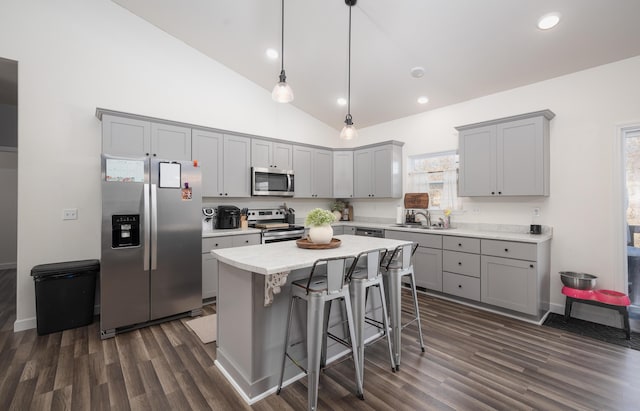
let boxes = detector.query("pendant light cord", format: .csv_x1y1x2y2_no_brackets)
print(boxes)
280,0,285,73
347,2,352,117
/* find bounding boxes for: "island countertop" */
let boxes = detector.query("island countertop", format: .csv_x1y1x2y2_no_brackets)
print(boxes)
212,234,412,275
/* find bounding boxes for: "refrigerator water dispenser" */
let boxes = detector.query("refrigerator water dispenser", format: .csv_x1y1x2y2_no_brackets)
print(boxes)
111,214,140,248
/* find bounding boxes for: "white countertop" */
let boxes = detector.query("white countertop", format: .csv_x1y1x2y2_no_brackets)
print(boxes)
202,221,551,243
212,234,412,275
334,221,552,244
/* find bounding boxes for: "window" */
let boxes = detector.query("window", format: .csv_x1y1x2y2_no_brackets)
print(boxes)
408,151,459,210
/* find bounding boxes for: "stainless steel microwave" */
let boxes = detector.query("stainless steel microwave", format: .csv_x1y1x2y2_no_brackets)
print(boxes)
251,167,295,197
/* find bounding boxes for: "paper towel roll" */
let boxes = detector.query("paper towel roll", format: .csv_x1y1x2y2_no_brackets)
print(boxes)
396,206,403,224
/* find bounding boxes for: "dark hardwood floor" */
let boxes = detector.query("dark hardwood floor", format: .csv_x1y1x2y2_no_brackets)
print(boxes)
1,267,640,410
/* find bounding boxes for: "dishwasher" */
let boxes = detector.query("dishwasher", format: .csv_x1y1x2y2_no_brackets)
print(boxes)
354,227,385,238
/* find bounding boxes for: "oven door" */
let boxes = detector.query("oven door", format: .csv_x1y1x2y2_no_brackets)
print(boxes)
261,229,305,244
252,167,294,197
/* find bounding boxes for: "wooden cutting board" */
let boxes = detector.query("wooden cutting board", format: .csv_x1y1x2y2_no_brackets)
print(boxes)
255,223,290,229
404,193,429,209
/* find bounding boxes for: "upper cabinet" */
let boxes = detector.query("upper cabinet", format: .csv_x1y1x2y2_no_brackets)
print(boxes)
251,139,293,170
192,129,251,198
293,145,333,198
353,142,403,198
333,151,354,198
102,114,191,160
457,110,554,197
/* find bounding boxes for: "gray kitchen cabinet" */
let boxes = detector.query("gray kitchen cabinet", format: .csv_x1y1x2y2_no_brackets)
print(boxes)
102,115,191,160
385,229,443,291
192,129,223,197
223,135,251,197
292,145,333,198
102,115,150,156
481,255,537,315
332,226,344,235
442,237,481,302
333,151,354,198
193,131,251,198
150,122,192,160
251,139,293,170
202,233,260,299
353,142,403,198
457,110,554,197
344,226,356,235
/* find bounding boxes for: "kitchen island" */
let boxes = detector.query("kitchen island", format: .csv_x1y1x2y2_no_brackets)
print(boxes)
211,234,412,404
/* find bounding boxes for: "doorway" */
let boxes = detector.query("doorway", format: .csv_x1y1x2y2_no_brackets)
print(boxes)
622,125,640,321
0,57,18,332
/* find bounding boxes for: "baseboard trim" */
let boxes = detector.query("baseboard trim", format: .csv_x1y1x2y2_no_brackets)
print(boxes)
0,262,17,270
14,316,37,332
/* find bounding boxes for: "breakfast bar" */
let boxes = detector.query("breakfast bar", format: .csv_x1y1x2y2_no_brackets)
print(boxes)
212,234,412,404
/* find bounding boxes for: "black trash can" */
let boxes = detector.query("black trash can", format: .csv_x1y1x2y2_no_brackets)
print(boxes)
31,259,100,335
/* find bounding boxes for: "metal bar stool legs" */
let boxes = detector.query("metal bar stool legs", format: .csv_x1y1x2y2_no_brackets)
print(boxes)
276,256,364,411
350,249,396,379
383,243,425,371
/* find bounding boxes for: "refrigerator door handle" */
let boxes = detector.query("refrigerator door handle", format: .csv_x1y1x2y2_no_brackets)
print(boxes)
151,183,158,270
143,183,150,271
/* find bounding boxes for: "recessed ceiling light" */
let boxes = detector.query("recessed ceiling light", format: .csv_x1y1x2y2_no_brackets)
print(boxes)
337,97,347,106
417,96,429,104
537,13,561,30
266,48,279,60
410,66,425,78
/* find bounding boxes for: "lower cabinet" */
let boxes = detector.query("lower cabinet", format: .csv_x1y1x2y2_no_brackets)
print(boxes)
481,255,537,315
383,230,550,319
385,229,443,291
202,233,261,299
413,246,443,291
443,272,480,301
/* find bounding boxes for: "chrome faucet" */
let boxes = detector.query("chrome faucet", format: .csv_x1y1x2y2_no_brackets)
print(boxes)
414,210,431,227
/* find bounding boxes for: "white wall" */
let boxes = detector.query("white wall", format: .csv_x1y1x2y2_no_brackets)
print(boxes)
0,151,17,268
0,0,337,331
353,56,640,320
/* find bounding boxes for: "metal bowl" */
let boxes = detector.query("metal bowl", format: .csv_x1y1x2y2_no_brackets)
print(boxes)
559,271,598,290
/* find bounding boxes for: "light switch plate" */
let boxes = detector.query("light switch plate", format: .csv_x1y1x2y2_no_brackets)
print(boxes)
63,208,78,220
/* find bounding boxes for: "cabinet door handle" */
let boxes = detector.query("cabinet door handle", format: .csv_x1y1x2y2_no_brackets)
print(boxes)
498,191,502,195
225,193,228,196
458,284,462,288
458,262,462,266
215,243,219,247
219,193,223,196
504,248,509,252
491,191,495,195
530,264,534,268
245,240,249,243
145,152,150,156
458,243,462,247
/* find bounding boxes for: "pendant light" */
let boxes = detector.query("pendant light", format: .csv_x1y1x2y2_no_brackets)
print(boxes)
272,0,294,103
340,0,357,140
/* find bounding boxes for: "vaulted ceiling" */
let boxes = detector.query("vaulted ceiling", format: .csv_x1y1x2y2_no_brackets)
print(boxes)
114,1,640,130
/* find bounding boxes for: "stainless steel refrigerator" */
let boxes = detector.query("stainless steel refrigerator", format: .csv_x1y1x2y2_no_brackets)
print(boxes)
100,154,202,339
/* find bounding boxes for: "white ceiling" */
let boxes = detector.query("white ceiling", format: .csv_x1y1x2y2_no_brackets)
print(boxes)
114,1,639,130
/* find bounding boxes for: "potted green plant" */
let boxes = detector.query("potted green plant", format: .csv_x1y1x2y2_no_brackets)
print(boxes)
305,208,337,244
330,200,346,220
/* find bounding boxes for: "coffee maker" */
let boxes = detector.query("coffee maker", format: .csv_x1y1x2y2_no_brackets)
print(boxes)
216,205,241,229
202,207,216,232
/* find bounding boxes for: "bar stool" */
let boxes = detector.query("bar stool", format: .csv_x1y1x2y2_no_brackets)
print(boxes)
276,256,364,411
381,243,425,370
349,248,396,378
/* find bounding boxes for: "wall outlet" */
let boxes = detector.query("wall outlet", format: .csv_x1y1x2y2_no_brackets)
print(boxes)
532,207,540,217
63,208,78,220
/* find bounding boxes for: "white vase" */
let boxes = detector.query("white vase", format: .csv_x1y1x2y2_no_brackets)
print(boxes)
308,224,333,244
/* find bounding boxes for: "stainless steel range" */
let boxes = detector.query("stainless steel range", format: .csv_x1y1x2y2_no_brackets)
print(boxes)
247,208,305,243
